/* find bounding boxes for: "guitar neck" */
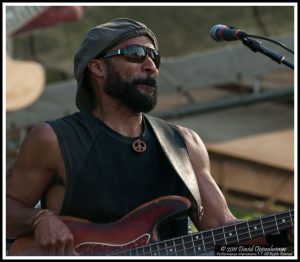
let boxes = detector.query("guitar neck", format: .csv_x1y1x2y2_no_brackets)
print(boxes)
123,209,294,256
6,6,47,35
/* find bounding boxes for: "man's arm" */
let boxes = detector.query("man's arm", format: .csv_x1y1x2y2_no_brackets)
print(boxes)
6,123,75,255
178,126,294,246
177,125,236,230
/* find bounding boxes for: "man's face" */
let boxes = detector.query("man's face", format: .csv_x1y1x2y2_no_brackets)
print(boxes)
103,59,157,113
102,36,159,113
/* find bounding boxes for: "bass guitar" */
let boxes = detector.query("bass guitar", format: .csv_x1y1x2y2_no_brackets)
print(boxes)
8,195,294,256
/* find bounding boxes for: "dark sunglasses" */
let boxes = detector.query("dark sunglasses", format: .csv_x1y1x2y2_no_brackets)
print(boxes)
100,45,160,69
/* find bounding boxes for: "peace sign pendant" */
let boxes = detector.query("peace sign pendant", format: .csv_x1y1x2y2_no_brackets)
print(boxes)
132,138,147,153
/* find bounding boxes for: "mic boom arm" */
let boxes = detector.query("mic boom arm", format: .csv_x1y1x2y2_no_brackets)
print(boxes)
242,37,294,70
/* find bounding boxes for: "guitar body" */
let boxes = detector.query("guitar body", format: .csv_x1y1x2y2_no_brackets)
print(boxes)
8,196,191,256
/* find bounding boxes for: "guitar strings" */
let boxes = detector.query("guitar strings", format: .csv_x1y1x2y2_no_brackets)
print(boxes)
79,212,293,256
127,219,292,256
112,212,293,256
146,215,294,256
113,213,294,256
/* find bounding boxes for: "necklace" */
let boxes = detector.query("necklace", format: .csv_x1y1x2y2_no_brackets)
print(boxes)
132,138,147,153
132,118,147,153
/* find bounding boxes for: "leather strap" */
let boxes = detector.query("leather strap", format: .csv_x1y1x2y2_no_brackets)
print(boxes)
145,115,204,222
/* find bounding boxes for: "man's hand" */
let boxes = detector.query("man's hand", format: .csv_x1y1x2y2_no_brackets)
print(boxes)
34,212,77,256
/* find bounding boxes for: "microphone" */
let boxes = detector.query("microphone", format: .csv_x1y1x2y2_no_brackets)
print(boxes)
210,24,248,41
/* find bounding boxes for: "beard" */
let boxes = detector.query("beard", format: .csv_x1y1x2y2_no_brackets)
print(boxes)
103,61,158,113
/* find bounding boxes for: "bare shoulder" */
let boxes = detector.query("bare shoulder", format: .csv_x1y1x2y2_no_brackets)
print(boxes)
15,122,60,168
175,125,210,168
175,124,210,190
176,125,206,148
6,122,61,206
24,122,58,146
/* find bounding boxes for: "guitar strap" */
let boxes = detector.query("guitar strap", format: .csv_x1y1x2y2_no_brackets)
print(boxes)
145,114,204,223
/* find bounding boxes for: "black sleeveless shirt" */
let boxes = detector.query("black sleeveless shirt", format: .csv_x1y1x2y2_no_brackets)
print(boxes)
47,111,189,240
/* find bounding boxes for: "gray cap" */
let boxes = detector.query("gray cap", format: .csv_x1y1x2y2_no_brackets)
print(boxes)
74,18,158,111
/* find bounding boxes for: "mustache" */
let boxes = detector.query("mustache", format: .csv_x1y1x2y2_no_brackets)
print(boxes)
132,77,157,87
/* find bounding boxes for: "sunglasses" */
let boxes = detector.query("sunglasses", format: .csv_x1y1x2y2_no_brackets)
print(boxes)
100,45,161,69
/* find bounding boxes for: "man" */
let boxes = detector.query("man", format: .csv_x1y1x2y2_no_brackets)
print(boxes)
6,18,293,256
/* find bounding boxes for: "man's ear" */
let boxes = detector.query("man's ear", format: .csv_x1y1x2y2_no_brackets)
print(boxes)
87,59,105,77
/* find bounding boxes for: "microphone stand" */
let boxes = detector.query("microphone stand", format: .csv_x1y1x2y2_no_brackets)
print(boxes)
242,37,294,70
